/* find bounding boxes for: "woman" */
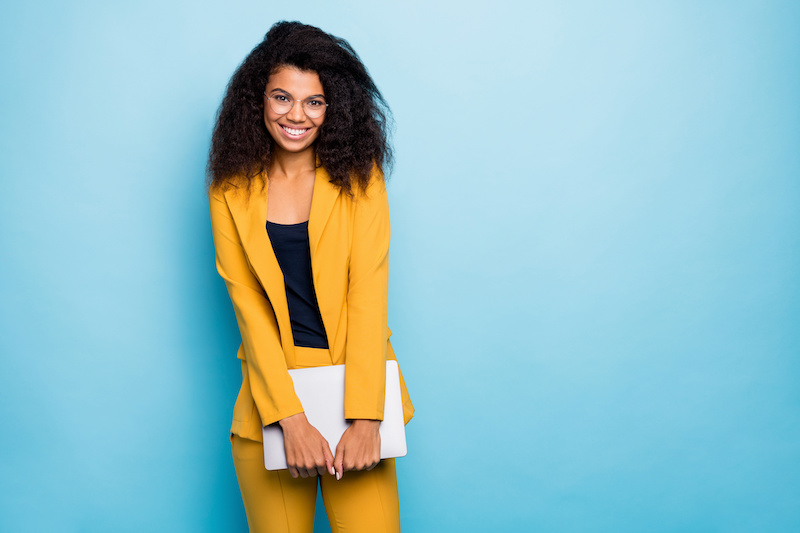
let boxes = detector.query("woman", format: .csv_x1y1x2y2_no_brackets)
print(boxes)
207,21,414,532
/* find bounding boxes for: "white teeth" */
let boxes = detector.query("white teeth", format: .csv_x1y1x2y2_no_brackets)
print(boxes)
282,126,308,136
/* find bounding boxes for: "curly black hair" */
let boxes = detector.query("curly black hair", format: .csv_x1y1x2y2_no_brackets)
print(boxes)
207,21,393,195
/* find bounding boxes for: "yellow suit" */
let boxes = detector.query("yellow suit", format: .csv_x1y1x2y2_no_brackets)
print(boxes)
209,167,415,442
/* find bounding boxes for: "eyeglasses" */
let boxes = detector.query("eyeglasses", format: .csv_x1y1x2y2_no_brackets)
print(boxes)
264,91,329,119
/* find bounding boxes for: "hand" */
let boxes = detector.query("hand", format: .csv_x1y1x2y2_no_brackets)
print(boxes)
279,413,336,479
333,419,381,480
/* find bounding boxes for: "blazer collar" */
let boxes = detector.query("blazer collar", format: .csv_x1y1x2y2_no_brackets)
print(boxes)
223,166,340,363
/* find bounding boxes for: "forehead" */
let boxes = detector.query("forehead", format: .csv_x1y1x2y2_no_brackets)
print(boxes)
266,66,324,96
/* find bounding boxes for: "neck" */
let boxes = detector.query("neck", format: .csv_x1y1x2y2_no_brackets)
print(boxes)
270,145,316,180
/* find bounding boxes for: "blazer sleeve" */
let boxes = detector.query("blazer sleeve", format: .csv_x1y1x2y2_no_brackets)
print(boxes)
208,187,304,427
344,173,391,421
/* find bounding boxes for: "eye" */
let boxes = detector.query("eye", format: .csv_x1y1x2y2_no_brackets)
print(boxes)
307,99,326,107
273,94,290,102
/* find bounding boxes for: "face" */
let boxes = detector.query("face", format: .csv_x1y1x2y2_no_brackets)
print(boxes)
263,66,326,155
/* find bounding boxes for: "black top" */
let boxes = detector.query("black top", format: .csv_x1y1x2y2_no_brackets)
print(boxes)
265,220,329,349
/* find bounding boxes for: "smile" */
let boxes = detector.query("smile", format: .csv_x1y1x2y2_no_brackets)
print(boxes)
280,125,311,139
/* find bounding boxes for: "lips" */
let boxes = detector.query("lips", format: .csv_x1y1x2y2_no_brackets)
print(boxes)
280,125,310,138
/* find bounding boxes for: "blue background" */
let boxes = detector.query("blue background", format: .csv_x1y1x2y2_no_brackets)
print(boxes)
1,1,799,531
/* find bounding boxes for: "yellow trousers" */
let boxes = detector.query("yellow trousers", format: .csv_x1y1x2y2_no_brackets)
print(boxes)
232,434,401,532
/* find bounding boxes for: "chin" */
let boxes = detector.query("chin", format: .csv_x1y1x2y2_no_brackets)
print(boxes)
272,133,319,153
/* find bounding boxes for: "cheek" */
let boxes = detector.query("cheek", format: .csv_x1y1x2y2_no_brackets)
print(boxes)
263,104,284,124
263,113,284,140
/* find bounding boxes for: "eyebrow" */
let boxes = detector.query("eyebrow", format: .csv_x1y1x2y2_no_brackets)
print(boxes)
268,88,326,99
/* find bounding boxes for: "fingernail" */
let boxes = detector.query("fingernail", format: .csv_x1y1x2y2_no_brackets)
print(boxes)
336,471,340,481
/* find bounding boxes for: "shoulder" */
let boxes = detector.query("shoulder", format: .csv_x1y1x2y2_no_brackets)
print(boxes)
350,166,387,204
208,178,238,200
208,183,225,203
208,176,263,207
345,166,390,235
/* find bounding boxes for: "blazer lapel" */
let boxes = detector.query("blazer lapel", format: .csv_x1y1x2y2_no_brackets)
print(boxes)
224,179,297,366
224,167,340,364
308,166,340,351
308,166,339,265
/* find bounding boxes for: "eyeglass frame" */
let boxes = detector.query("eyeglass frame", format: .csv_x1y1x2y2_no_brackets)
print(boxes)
263,91,329,118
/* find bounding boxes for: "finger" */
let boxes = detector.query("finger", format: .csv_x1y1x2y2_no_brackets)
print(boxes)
334,446,344,480
289,465,299,479
323,445,335,476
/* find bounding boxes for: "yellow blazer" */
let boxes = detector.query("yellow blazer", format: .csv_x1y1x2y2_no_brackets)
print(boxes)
209,166,415,442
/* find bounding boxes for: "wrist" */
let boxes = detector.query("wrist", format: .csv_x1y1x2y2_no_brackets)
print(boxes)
351,419,380,429
278,412,307,429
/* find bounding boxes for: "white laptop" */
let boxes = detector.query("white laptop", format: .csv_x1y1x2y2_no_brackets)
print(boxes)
262,360,407,470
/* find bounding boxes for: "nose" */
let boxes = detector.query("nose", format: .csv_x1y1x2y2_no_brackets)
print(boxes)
286,99,307,123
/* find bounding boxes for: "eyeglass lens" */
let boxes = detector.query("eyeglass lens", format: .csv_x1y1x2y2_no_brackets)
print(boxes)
267,95,327,118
